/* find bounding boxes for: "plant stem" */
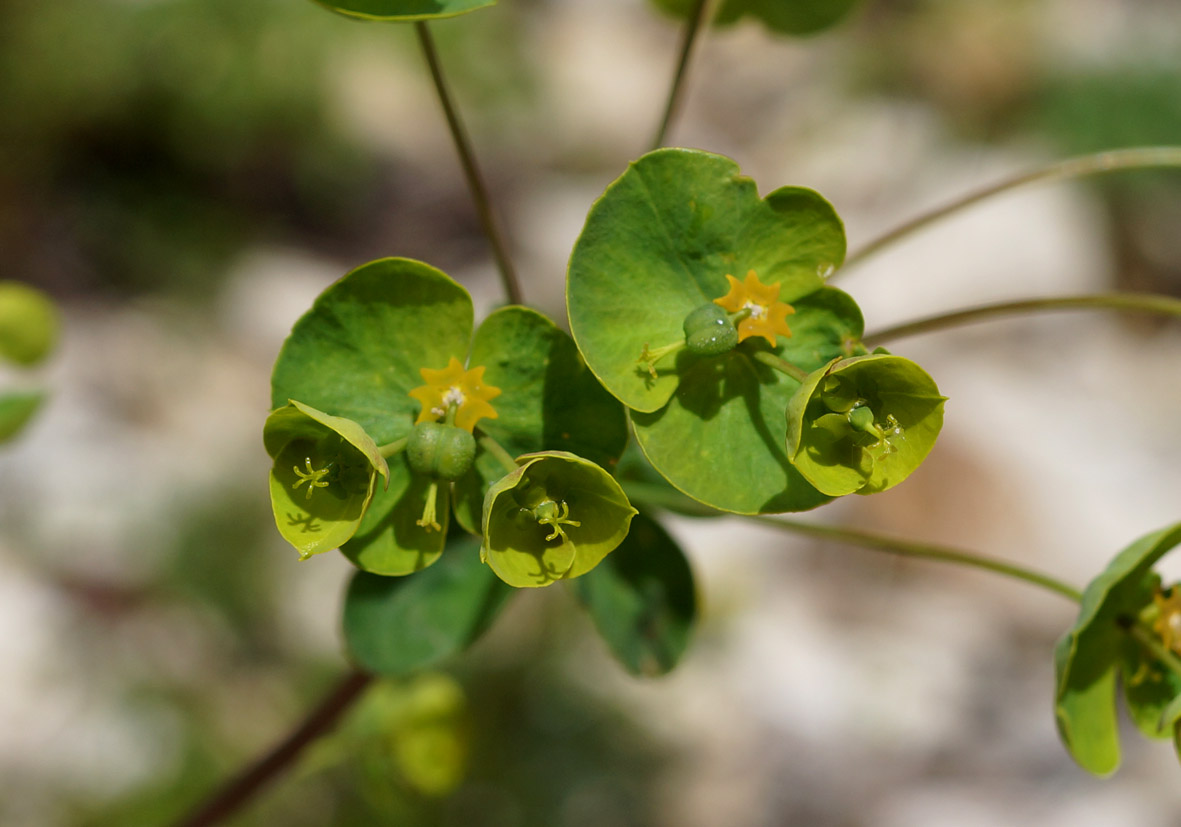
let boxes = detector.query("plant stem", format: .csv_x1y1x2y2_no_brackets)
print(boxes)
1127,623,1181,684
174,668,374,827
415,21,522,305
841,146,1181,272
748,516,1083,602
479,434,519,475
750,350,810,382
650,0,713,150
378,436,408,459
864,293,1181,347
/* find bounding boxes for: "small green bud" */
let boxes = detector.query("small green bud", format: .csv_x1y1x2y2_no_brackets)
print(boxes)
408,422,477,481
682,303,738,356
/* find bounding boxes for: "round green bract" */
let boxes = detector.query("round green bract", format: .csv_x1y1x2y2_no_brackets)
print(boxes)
632,287,865,514
264,400,389,560
480,451,637,588
0,282,59,367
1055,522,1181,776
312,0,495,22
785,354,945,497
567,148,845,414
271,257,471,573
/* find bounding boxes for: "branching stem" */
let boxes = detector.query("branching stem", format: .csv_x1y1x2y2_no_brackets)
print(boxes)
173,669,374,827
841,146,1181,272
864,293,1181,346
650,0,714,150
416,22,522,304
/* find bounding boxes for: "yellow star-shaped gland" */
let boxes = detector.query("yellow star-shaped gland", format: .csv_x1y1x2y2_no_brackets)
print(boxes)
408,356,502,433
713,269,795,346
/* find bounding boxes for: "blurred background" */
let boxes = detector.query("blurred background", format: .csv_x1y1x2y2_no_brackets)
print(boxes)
2,0,1181,824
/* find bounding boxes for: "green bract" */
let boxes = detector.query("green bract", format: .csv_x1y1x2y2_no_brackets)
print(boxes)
1055,522,1181,776
573,512,697,676
567,149,862,514
785,354,945,496
343,537,513,676
481,451,637,588
650,0,861,36
0,281,59,367
312,0,495,22
264,400,390,560
270,257,626,576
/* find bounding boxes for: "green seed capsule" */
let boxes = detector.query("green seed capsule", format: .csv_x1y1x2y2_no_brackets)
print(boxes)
407,422,477,481
682,303,738,356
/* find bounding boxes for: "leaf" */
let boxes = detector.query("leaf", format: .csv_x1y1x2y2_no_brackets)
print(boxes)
452,306,629,533
573,512,697,677
0,282,59,367
1054,522,1181,774
0,390,45,443
631,287,864,514
785,354,946,497
311,0,496,22
567,148,845,414
264,401,389,560
342,536,513,676
480,451,637,588
343,455,450,574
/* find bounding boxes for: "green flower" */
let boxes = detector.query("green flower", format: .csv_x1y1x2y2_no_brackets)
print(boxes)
264,400,389,560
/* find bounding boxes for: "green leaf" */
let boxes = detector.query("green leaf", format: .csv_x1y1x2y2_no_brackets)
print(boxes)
1121,636,1181,739
264,401,389,560
481,451,637,588
631,287,863,514
343,537,513,675
567,148,845,413
1054,522,1181,774
0,390,46,443
452,306,629,533
271,257,472,571
573,512,697,677
785,354,945,497
0,282,59,367
311,0,495,22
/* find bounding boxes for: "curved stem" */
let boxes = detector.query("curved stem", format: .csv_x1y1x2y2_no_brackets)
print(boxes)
841,146,1181,272
174,668,374,827
478,433,519,475
750,349,809,382
415,22,522,305
864,293,1181,347
650,0,714,150
378,436,408,459
748,516,1083,603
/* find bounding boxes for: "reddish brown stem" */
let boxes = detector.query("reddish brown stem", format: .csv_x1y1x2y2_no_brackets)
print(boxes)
173,668,374,827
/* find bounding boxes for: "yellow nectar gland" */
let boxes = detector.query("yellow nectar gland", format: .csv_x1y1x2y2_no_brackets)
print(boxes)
713,270,795,346
408,356,502,433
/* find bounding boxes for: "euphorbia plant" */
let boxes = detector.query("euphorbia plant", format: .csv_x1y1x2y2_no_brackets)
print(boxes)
171,0,1181,822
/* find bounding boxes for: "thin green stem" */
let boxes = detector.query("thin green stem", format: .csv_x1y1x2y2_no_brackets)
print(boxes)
749,516,1083,603
174,669,374,827
864,293,1181,347
415,21,522,305
750,350,810,382
378,436,408,459
650,0,714,150
1127,623,1181,683
479,433,519,475
841,146,1181,273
